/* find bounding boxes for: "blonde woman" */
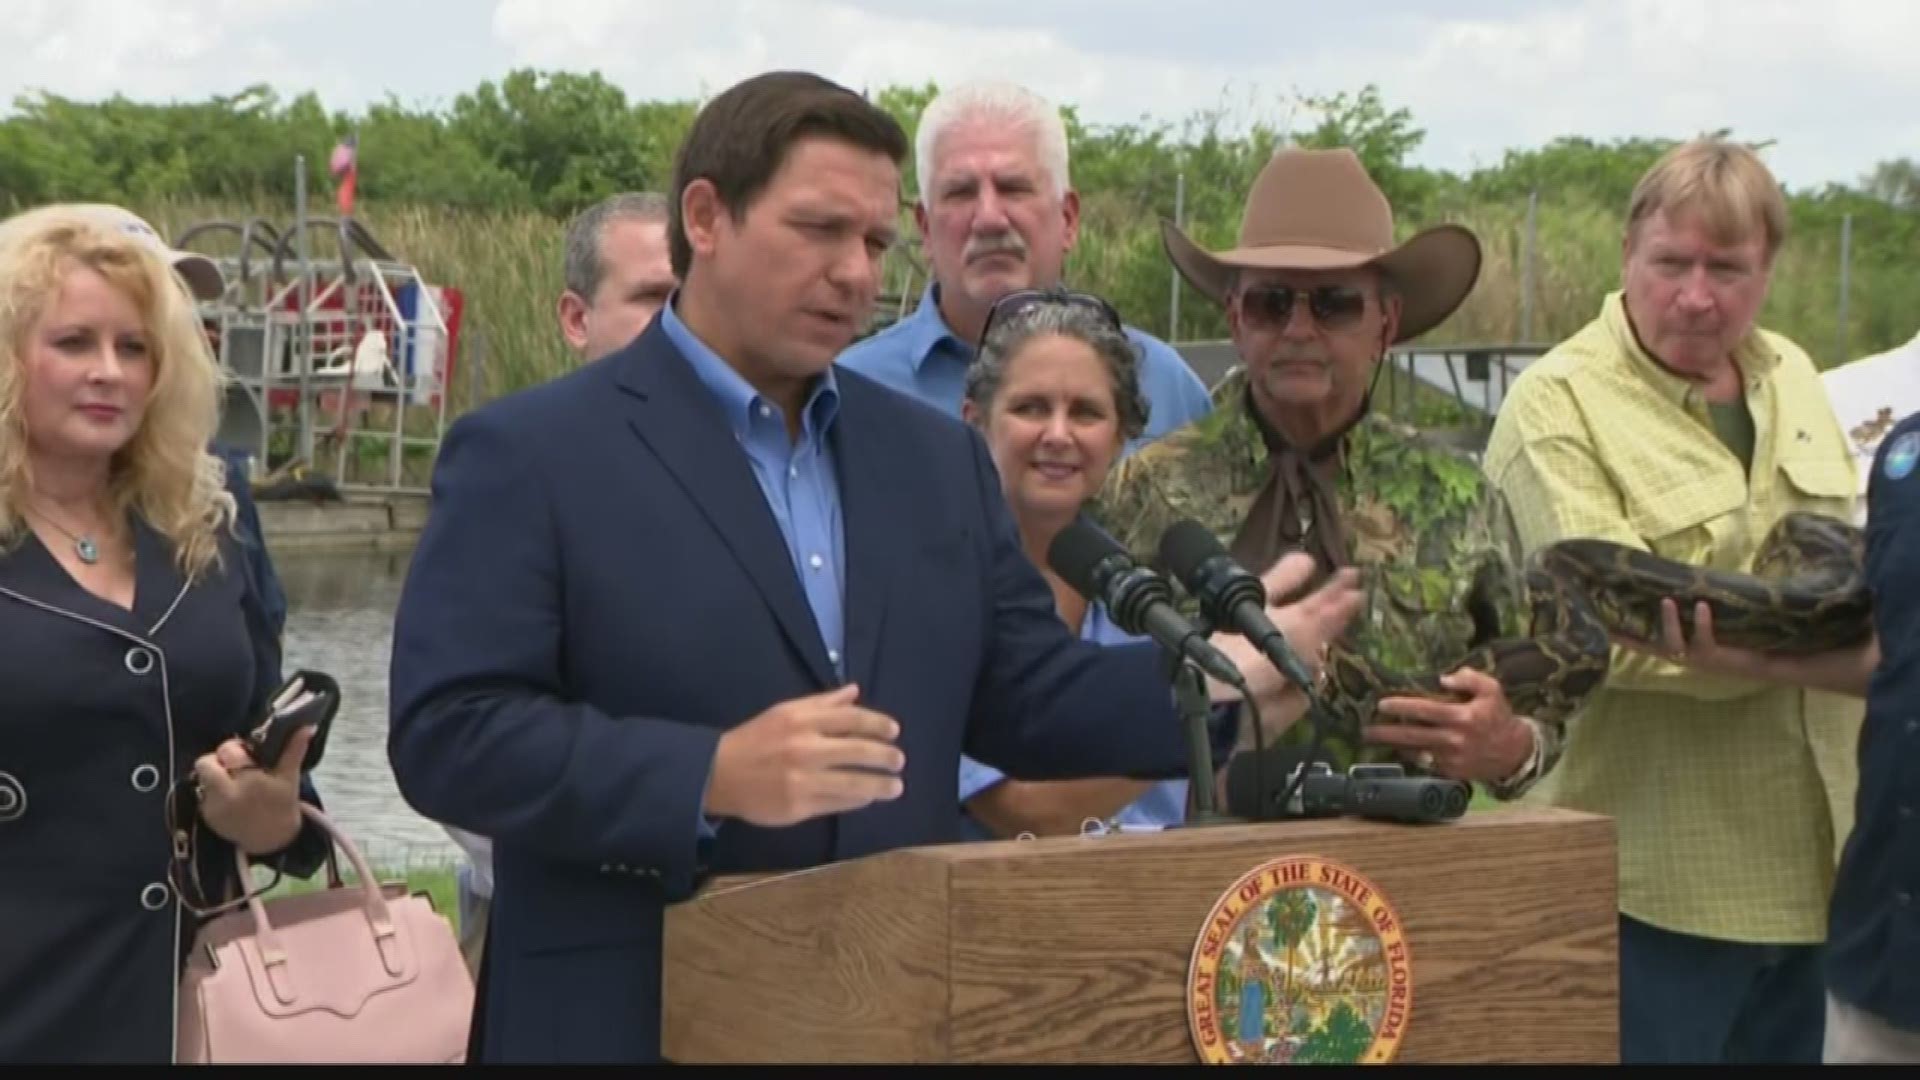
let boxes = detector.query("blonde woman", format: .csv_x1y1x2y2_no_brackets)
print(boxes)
0,204,327,1062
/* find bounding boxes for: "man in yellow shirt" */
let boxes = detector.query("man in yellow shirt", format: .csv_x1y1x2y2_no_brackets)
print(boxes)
1483,138,1863,1063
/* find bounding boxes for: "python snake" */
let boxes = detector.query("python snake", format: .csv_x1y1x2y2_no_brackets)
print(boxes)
1315,510,1872,742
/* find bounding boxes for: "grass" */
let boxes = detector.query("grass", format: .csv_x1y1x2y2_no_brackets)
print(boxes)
123,193,1918,421
259,863,466,932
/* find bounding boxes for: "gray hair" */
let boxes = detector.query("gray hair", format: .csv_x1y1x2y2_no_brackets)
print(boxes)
562,191,670,300
915,80,1070,207
965,302,1150,444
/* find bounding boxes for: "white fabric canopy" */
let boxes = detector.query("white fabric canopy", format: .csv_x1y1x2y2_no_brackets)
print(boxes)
1822,329,1920,521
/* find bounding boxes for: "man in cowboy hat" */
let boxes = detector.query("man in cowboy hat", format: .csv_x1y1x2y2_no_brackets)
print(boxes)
1092,147,1580,798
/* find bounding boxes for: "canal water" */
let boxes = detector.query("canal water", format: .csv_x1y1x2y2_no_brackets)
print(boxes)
277,546,460,871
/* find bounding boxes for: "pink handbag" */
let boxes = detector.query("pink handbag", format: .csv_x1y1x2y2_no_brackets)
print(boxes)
175,804,474,1063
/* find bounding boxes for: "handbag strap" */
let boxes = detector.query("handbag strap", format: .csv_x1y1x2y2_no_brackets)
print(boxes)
230,804,408,1005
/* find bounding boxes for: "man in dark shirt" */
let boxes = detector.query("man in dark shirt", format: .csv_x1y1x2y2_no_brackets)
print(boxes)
211,441,289,638
1822,412,1920,1061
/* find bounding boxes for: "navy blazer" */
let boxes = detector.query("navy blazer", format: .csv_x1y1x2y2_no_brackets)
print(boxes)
0,518,325,1062
210,441,288,638
387,316,1211,1063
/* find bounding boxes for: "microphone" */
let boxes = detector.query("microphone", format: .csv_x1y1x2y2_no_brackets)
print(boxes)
1047,517,1247,691
1157,519,1321,693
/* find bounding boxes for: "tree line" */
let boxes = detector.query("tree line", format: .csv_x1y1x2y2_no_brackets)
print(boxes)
3,69,1913,393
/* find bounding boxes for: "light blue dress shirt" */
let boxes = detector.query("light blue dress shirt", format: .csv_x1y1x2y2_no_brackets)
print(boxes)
956,600,1190,839
662,299,847,677
662,298,847,842
836,286,1214,453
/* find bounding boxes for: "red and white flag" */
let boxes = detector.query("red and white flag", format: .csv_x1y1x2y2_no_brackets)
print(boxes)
329,133,359,216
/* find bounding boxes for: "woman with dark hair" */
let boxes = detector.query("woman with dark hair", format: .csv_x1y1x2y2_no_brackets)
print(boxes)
956,287,1348,837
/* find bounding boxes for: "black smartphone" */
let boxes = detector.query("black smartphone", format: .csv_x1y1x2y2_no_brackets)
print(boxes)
244,670,340,771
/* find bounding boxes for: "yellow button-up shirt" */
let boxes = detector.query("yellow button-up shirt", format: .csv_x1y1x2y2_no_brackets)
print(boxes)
1483,291,1864,944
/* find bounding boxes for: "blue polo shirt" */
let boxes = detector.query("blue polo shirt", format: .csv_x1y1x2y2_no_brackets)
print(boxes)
1825,409,1920,1029
836,286,1213,452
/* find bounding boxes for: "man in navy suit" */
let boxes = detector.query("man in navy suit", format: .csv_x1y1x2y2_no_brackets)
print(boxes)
387,70,1361,1064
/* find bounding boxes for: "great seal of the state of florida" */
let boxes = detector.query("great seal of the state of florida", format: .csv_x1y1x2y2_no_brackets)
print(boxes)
1186,856,1412,1064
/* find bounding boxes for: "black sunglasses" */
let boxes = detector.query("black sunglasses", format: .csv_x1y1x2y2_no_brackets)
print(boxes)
978,288,1124,347
1236,283,1371,331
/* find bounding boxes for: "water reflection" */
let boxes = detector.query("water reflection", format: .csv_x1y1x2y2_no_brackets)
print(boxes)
277,546,458,869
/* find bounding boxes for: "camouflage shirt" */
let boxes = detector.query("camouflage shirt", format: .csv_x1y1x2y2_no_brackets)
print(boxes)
1089,366,1557,799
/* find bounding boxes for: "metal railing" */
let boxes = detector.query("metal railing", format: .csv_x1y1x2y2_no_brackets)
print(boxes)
173,158,455,496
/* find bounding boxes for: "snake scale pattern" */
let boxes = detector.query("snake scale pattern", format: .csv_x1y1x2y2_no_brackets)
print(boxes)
1316,510,1872,736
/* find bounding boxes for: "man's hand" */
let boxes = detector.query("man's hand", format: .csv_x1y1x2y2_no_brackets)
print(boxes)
1368,668,1533,783
1262,553,1363,682
1208,551,1364,704
1620,597,1878,699
704,684,906,828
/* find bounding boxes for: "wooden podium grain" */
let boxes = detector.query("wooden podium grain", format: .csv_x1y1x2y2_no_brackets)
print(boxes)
661,806,1618,1063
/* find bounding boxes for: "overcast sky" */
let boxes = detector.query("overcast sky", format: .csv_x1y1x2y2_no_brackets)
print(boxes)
4,0,1912,193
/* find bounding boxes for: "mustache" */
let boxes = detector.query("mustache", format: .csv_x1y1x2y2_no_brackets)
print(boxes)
1266,348,1332,367
964,231,1027,262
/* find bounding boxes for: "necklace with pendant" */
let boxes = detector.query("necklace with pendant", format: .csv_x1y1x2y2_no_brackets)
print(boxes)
26,504,104,565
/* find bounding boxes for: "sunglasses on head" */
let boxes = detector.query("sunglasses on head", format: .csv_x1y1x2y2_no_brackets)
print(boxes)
978,288,1124,346
1235,283,1371,331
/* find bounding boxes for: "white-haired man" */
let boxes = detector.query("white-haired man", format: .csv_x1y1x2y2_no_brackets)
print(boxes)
836,80,1212,451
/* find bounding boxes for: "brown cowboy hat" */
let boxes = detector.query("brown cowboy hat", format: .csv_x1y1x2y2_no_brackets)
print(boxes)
1161,147,1482,342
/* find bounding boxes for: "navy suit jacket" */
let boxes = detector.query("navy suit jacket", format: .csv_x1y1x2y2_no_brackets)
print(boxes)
210,441,288,639
387,316,1213,1063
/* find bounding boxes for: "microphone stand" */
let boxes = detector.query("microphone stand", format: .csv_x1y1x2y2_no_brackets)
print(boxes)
1266,680,1336,822
1163,617,1240,829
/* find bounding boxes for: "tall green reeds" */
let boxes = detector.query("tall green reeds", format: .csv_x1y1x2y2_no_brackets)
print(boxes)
130,189,1915,418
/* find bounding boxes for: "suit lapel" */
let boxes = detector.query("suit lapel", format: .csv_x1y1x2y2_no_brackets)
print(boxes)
0,520,183,637
131,516,190,633
613,323,838,688
831,378,898,693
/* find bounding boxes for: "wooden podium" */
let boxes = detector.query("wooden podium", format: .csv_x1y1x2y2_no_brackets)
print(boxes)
661,806,1618,1064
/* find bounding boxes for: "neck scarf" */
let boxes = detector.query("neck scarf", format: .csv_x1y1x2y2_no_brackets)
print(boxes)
1228,381,1371,582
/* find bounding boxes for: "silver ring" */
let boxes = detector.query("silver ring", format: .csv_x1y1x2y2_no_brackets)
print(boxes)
1414,750,1436,771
